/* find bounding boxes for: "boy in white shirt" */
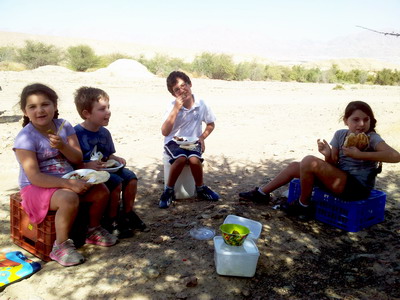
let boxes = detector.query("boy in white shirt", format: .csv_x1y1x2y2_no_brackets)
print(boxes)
160,71,219,208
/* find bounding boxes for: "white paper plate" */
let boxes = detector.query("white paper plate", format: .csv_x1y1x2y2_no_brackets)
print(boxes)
62,169,110,184
102,161,124,173
173,136,198,145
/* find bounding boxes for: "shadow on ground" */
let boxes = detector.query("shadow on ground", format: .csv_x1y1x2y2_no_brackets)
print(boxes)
1,155,399,299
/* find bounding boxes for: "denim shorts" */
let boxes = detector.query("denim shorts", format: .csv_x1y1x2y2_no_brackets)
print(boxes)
104,167,137,192
164,140,203,164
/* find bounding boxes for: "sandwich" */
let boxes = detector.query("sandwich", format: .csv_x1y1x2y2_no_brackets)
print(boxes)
343,132,369,150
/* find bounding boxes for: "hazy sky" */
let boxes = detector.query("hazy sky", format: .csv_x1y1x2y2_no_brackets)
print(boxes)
1,0,399,46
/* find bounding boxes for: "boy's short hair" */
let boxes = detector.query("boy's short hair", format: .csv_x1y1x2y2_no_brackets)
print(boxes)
74,87,109,119
166,71,192,96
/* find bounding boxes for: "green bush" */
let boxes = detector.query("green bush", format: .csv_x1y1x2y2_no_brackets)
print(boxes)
333,84,345,90
264,65,291,81
67,45,99,72
0,46,17,62
192,52,235,80
16,40,63,69
140,54,189,76
235,61,265,81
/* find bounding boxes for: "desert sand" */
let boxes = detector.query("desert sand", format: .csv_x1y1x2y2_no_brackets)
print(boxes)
1,61,400,300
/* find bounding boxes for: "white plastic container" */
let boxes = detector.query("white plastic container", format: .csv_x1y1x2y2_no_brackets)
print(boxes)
223,215,262,241
163,153,195,199
214,236,260,277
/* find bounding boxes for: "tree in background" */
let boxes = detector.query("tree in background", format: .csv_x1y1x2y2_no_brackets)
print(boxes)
67,45,99,71
16,41,63,69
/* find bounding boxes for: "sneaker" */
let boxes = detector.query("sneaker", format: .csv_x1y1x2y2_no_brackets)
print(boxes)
126,211,147,231
104,220,121,237
281,199,315,220
86,226,118,247
159,188,175,208
116,216,135,239
239,187,270,203
196,185,219,201
49,239,85,267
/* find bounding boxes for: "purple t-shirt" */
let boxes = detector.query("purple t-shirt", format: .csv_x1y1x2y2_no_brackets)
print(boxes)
13,119,76,189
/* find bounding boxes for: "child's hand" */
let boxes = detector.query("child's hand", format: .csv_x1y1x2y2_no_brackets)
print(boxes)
48,133,65,149
174,94,185,110
67,179,92,194
342,146,361,158
317,139,331,157
85,160,105,171
110,155,126,166
198,137,205,153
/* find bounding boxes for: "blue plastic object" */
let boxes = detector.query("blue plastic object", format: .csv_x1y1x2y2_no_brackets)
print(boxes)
287,179,386,232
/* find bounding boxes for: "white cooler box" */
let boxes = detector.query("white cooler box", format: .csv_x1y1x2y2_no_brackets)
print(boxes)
214,215,262,277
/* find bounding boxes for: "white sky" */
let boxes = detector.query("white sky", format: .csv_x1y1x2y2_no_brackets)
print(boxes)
0,0,399,45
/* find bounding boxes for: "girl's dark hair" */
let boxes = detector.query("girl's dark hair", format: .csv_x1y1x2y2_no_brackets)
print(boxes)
166,71,191,95
343,100,377,133
19,83,59,127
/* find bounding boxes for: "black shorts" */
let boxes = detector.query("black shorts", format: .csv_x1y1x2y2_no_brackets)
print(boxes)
340,173,371,201
164,140,203,165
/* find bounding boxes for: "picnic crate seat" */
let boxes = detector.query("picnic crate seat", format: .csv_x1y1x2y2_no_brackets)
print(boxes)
10,192,55,262
287,179,386,232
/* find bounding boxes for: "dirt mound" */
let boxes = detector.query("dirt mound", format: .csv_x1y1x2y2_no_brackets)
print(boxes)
93,59,154,79
31,65,74,74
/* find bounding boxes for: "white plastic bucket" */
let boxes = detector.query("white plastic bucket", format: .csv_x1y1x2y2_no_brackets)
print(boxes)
163,153,195,199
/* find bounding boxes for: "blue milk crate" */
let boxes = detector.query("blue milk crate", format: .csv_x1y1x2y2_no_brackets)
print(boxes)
287,179,386,232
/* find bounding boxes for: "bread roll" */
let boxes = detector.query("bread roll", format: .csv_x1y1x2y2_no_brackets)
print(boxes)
343,132,369,150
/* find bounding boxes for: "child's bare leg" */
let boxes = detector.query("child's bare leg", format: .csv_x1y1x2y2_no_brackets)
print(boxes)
50,189,79,244
260,161,300,194
167,157,187,187
81,183,109,228
299,155,347,205
122,179,137,213
188,156,203,186
109,183,122,218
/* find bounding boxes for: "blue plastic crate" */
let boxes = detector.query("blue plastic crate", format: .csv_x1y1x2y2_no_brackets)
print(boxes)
287,179,386,232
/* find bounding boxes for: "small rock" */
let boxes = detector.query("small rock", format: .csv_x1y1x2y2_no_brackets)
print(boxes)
183,276,198,287
143,267,160,279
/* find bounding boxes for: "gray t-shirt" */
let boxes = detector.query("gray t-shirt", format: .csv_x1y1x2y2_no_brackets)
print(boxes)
330,129,384,189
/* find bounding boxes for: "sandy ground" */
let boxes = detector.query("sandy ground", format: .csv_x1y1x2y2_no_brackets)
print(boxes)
1,63,400,300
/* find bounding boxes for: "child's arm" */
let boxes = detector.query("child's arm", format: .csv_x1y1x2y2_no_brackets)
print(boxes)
317,139,338,165
161,97,184,136
15,149,89,194
343,141,400,163
48,133,83,165
198,122,215,153
109,154,126,166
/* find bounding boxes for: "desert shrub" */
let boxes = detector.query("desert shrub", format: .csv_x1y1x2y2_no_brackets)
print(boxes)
235,61,265,81
265,65,291,81
192,52,235,80
98,52,134,68
141,54,188,76
0,61,26,71
67,45,100,72
16,40,63,69
374,68,398,85
0,46,17,62
305,68,322,83
333,84,345,90
290,65,308,82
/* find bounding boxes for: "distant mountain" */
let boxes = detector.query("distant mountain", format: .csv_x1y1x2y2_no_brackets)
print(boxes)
1,29,400,70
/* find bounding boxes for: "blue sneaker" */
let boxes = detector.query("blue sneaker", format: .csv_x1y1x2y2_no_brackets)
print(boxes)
197,185,219,201
159,188,175,208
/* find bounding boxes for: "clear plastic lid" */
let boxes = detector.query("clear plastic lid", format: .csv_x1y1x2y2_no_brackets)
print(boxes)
189,227,215,240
